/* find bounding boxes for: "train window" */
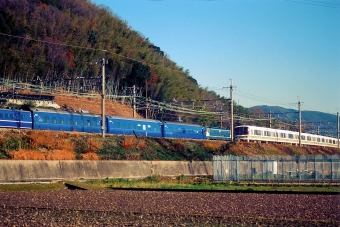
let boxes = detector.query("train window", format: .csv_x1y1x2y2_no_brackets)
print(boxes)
280,133,286,138
264,131,271,136
0,113,3,119
66,118,71,125
288,134,294,139
4,114,8,119
19,115,24,120
9,114,14,119
122,123,126,129
44,116,49,123
87,120,91,126
307,136,311,141
74,120,78,125
126,123,131,129
254,130,262,136
80,120,84,126
52,117,57,124
322,138,325,143
59,118,64,124
317,138,320,142
93,120,98,127
301,135,305,140
235,127,248,135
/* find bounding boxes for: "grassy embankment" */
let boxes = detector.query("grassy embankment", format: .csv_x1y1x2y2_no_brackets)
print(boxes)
0,176,339,193
1,129,339,161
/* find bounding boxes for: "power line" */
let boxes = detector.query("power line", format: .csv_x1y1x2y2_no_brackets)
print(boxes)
283,0,340,8
234,90,292,107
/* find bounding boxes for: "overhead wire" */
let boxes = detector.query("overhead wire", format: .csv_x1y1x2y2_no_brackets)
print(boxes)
283,0,340,8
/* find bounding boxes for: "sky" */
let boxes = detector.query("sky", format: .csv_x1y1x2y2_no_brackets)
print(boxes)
91,0,340,114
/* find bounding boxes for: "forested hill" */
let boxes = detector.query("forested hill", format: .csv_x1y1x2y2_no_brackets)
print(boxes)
0,0,247,126
0,0,202,101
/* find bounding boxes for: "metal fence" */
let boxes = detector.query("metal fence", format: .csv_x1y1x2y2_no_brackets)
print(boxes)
213,155,340,182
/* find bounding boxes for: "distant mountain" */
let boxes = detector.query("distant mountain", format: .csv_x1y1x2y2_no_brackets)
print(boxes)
249,105,338,137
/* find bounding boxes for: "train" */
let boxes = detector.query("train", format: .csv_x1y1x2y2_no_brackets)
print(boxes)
234,125,339,148
0,108,338,148
0,107,230,141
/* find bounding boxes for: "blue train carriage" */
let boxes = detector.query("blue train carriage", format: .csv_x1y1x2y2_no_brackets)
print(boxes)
162,121,206,139
206,127,231,141
106,116,163,137
0,108,32,129
31,108,102,133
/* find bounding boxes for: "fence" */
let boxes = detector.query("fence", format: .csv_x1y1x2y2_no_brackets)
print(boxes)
213,155,340,182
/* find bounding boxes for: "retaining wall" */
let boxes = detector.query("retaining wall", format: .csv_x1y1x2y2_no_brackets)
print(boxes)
0,160,212,181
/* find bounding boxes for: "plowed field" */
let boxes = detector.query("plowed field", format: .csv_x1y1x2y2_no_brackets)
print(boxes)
0,190,338,226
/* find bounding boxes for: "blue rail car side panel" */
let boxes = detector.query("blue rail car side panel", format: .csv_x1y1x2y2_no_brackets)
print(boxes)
106,116,163,137
0,108,32,129
163,122,206,139
206,128,231,141
32,109,101,133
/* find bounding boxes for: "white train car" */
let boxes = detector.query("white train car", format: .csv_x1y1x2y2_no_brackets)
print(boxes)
234,125,339,148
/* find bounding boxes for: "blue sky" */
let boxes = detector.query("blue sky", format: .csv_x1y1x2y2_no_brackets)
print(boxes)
91,0,340,114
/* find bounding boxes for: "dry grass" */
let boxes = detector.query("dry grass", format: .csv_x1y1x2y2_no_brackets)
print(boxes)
81,152,99,160
122,136,137,149
198,140,227,150
125,152,141,160
8,149,75,160
26,130,57,149
87,138,102,152
136,138,147,150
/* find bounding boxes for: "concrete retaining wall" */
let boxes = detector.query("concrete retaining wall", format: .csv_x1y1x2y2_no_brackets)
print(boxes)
0,160,212,181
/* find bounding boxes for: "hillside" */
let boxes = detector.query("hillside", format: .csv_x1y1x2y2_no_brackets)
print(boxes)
1,128,339,161
54,95,141,118
0,0,240,127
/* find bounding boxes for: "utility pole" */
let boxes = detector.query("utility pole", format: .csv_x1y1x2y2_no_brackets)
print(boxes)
101,51,107,138
224,79,235,141
293,97,303,146
230,79,234,141
337,110,339,149
145,79,148,119
269,111,272,128
133,85,136,118
297,98,303,147
220,115,223,128
90,50,107,138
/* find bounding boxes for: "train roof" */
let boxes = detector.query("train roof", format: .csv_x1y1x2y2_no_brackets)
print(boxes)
0,108,30,112
163,121,204,127
30,108,100,117
106,115,162,123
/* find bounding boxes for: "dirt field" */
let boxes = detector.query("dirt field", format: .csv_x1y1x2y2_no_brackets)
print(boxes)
54,95,141,118
0,190,338,226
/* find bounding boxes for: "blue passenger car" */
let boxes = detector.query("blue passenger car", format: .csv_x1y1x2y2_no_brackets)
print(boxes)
162,122,206,139
106,116,163,137
0,108,32,129
31,108,101,133
206,127,231,141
